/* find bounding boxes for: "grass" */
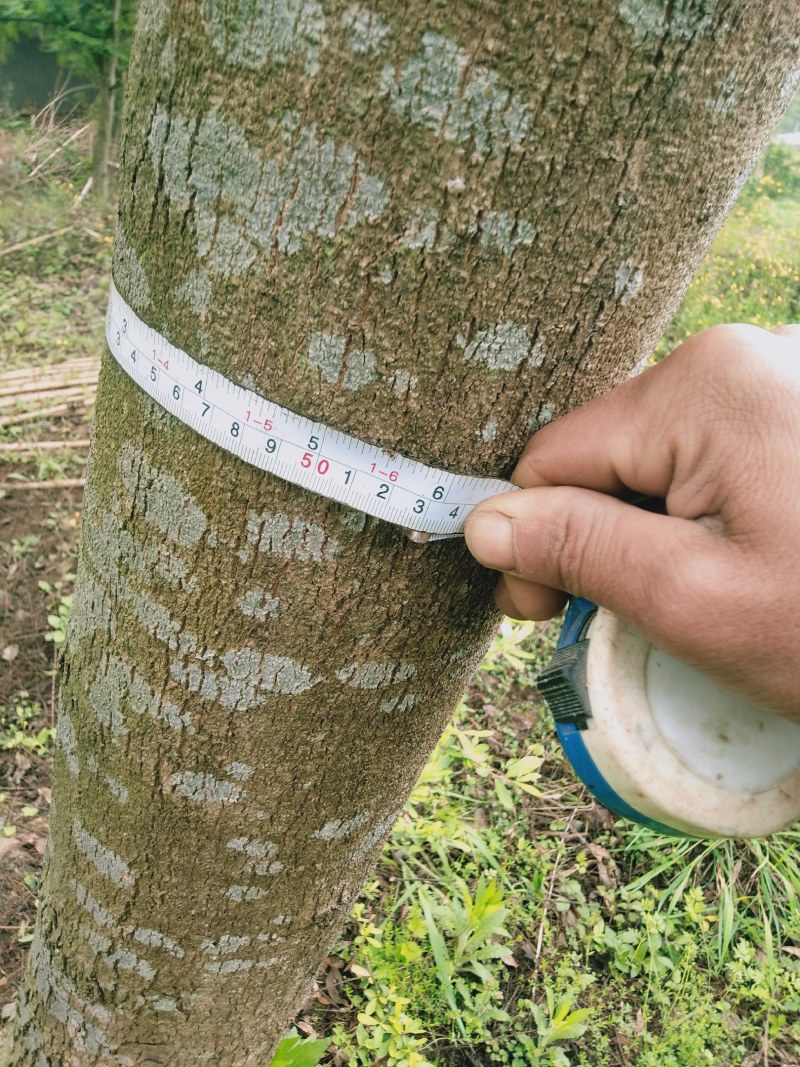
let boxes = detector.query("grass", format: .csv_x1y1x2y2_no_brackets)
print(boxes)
658,148,800,354
1,111,800,1066
0,119,112,373
318,624,800,1066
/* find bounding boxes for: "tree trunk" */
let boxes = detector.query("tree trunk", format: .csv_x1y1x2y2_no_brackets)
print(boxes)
6,1,799,1064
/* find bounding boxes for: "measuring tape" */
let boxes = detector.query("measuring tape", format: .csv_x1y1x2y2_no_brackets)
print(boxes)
105,281,515,539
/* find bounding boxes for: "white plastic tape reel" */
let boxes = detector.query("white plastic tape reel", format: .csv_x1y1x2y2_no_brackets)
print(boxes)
582,609,800,837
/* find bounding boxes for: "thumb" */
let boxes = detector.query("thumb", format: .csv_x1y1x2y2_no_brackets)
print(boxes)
464,486,725,638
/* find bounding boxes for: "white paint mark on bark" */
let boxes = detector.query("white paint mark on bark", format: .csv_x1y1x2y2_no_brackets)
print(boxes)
55,711,80,776
399,207,440,250
130,657,195,733
138,391,174,433
90,652,195,736
118,442,208,547
151,996,179,1012
89,656,130,736
225,885,270,902
201,934,251,956
227,836,278,859
172,646,321,707
227,835,284,876
206,958,254,975
237,586,280,621
336,661,416,689
203,0,327,75
245,509,340,561
312,809,372,840
527,403,555,431
170,771,245,804
159,36,176,73
26,931,119,1062
341,4,389,53
64,573,115,651
706,70,739,115
82,927,157,982
398,206,536,256
136,0,168,37
780,65,800,106
84,513,188,653
457,322,544,372
614,262,645,304
225,761,254,782
307,333,379,390
113,224,152,310
472,210,537,255
617,0,718,40
22,1024,42,1052
73,882,115,928
379,693,420,714
342,509,367,532
151,107,389,275
133,928,185,958
347,811,400,863
72,818,135,888
390,369,419,397
105,776,129,804
175,267,213,316
381,32,530,157
479,421,498,442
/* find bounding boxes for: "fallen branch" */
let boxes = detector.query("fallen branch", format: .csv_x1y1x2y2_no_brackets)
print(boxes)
0,439,91,454
0,225,77,259
0,376,98,400
0,386,98,409
0,399,93,428
0,358,99,386
0,478,86,491
28,123,90,181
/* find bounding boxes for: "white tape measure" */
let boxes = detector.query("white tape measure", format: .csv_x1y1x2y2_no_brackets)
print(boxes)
105,282,515,539
539,598,800,837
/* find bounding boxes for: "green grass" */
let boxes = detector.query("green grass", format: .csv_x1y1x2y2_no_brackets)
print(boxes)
323,625,800,1066
0,696,52,755
658,149,800,354
0,122,113,372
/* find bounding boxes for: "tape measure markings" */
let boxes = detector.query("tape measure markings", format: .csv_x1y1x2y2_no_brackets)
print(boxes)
105,282,515,536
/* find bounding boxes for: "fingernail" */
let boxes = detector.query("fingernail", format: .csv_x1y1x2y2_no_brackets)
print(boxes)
465,512,515,571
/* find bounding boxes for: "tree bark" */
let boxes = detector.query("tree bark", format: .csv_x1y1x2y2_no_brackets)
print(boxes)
6,1,800,1064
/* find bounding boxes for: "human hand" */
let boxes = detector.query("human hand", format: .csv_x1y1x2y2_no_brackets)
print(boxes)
464,324,800,722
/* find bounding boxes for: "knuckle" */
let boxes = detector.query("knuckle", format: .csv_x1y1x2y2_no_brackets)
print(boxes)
545,503,605,597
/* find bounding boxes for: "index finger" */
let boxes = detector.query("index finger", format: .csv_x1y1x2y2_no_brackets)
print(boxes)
511,324,767,499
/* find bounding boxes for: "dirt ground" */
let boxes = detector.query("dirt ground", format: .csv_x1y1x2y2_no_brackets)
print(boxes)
0,402,90,1001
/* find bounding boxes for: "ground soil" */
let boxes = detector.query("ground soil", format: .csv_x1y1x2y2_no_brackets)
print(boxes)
0,409,88,1004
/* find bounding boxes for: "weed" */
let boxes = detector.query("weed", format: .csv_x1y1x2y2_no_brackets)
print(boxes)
0,696,52,754
38,577,75,645
267,1028,328,1067
8,535,40,561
